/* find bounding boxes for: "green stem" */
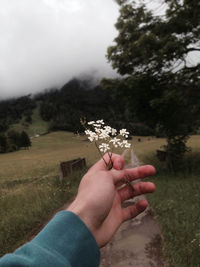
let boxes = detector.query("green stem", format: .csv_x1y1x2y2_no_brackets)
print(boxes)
124,178,135,193
107,151,113,170
95,141,108,168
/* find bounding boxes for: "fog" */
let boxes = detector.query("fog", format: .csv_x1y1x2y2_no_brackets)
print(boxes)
0,0,119,99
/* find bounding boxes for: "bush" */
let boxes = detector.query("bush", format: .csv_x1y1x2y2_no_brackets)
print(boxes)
129,122,154,136
20,131,31,149
0,134,9,153
0,130,31,153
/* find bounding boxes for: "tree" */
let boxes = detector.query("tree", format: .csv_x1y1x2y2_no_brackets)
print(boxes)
106,0,200,170
7,130,21,151
0,95,36,130
0,134,8,153
0,119,9,133
20,131,31,149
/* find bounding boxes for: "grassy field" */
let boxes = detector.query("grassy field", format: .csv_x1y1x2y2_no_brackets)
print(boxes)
0,132,200,266
147,135,200,267
0,131,98,256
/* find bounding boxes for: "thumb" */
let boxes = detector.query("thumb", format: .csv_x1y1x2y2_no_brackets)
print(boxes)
88,153,125,172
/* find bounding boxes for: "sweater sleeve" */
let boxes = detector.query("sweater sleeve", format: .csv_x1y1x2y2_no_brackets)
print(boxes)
0,211,100,267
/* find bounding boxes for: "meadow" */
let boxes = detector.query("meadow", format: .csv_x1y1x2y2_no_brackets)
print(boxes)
0,131,200,266
147,135,200,267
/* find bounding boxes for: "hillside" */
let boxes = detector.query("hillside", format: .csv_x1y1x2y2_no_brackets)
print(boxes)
9,102,49,136
0,77,155,137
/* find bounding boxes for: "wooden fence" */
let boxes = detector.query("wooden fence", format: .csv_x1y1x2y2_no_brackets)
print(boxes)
59,158,86,180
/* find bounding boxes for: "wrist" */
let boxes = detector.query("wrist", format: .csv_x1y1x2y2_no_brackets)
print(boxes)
67,200,96,240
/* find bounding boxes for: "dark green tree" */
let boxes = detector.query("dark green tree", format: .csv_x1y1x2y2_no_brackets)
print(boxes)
20,131,31,149
0,119,9,133
0,134,8,153
0,95,36,129
106,0,200,170
7,130,21,151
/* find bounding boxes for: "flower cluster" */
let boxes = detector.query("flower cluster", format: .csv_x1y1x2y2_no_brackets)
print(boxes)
84,120,131,153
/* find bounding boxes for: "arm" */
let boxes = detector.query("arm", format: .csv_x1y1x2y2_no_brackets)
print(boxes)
0,153,155,266
0,211,100,267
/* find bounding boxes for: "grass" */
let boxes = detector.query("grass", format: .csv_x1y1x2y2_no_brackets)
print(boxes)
146,136,200,267
0,131,98,256
0,132,100,183
122,135,200,266
148,174,200,267
0,170,84,256
0,132,200,265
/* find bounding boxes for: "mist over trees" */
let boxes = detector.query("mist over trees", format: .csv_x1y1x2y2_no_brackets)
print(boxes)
0,76,154,141
104,0,200,170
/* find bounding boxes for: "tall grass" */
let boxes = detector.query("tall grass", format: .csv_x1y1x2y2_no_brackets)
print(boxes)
0,170,85,256
147,152,200,267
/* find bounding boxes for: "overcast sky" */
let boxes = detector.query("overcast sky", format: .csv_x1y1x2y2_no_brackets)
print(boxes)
0,0,119,99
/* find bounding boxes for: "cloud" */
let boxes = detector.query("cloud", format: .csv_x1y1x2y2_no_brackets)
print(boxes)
0,0,119,99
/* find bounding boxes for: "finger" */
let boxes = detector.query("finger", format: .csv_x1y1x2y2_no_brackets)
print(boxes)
118,182,155,202
111,165,156,184
122,199,148,222
89,153,125,173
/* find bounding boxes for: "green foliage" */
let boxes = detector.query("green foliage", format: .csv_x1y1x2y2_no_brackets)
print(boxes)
0,76,156,137
7,130,21,150
20,131,31,149
110,0,200,76
158,136,190,171
0,130,31,153
0,134,9,153
0,120,9,133
106,0,200,170
0,95,36,131
39,78,132,133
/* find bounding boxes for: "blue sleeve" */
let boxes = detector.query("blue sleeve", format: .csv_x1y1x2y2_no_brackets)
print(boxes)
0,211,100,267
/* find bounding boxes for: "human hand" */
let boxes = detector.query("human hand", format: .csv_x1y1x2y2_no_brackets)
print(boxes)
67,153,156,247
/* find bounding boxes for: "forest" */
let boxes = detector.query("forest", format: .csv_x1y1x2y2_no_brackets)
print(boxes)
0,77,155,137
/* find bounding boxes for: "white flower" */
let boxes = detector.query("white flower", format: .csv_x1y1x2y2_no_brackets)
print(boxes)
99,129,110,139
99,143,110,153
110,137,121,148
85,130,90,135
96,120,104,125
121,140,131,148
111,128,117,136
85,130,98,142
88,121,95,125
119,129,129,138
94,127,101,134
117,140,131,148
84,120,131,152
117,142,123,148
93,123,101,127
104,126,112,133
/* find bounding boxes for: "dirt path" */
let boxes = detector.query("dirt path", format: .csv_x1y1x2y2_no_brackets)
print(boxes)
100,197,165,267
100,150,167,267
